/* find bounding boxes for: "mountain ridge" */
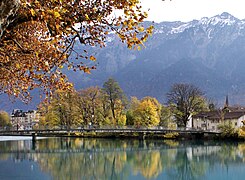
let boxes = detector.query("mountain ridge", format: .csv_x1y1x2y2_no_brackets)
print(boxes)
77,12,245,105
2,12,245,112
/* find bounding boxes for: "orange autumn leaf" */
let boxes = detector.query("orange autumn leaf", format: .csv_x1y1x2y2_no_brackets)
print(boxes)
89,56,96,61
0,0,152,102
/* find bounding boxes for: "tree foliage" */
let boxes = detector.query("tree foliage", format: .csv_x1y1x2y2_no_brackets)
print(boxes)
0,111,11,127
77,86,106,126
159,105,173,127
167,83,207,127
0,0,153,101
126,96,139,125
129,96,161,127
238,125,245,139
102,78,127,123
39,90,81,129
218,122,238,138
39,79,127,128
38,82,165,129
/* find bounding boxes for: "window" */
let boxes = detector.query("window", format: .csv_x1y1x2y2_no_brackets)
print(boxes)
201,124,206,127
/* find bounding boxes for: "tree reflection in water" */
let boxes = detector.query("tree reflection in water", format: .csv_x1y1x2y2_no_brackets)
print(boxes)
166,149,207,180
0,138,245,180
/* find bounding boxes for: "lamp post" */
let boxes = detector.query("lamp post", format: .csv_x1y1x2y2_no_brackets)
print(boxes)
91,114,94,128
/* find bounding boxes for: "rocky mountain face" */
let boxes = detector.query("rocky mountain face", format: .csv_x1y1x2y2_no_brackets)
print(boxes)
3,12,245,111
70,12,245,105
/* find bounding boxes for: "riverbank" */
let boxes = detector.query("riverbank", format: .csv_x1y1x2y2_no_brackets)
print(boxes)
1,128,243,141
0,136,47,141
64,131,222,140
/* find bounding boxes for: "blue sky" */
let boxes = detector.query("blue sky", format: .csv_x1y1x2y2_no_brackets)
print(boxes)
140,0,245,22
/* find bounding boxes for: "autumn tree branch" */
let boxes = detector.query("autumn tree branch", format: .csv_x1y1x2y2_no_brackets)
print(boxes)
0,0,20,40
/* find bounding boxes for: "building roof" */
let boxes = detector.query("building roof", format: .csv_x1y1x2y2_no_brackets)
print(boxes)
193,109,245,120
194,96,245,121
11,109,39,118
11,109,26,117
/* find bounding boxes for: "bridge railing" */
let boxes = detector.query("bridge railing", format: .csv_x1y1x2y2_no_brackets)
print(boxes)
0,126,221,135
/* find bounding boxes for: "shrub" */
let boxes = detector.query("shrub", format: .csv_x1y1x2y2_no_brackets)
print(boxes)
218,122,238,138
238,126,245,139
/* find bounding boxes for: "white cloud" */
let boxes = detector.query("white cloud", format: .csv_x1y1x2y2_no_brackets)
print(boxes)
140,0,245,22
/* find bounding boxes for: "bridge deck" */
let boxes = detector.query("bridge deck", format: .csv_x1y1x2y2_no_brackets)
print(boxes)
0,128,220,137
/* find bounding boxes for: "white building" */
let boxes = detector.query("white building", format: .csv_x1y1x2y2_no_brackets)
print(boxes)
191,96,245,131
11,109,40,130
192,107,245,131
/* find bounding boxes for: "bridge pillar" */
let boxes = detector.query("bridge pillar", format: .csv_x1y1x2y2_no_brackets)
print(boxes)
139,132,146,140
32,133,37,150
32,133,37,142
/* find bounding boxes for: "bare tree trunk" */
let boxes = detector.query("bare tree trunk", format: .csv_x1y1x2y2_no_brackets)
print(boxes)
0,0,20,39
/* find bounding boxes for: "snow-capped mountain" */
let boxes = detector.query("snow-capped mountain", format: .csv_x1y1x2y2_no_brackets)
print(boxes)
71,12,245,105
3,12,245,111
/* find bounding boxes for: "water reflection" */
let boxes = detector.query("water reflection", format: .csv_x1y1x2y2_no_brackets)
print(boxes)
0,138,245,180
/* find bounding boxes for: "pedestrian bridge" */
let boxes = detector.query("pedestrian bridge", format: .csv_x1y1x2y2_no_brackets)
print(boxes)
0,127,221,138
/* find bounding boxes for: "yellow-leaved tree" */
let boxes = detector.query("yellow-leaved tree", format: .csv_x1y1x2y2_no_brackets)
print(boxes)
38,90,82,129
131,96,161,127
238,121,245,138
0,0,153,101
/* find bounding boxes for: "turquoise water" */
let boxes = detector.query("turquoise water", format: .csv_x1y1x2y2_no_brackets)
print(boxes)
0,138,245,180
